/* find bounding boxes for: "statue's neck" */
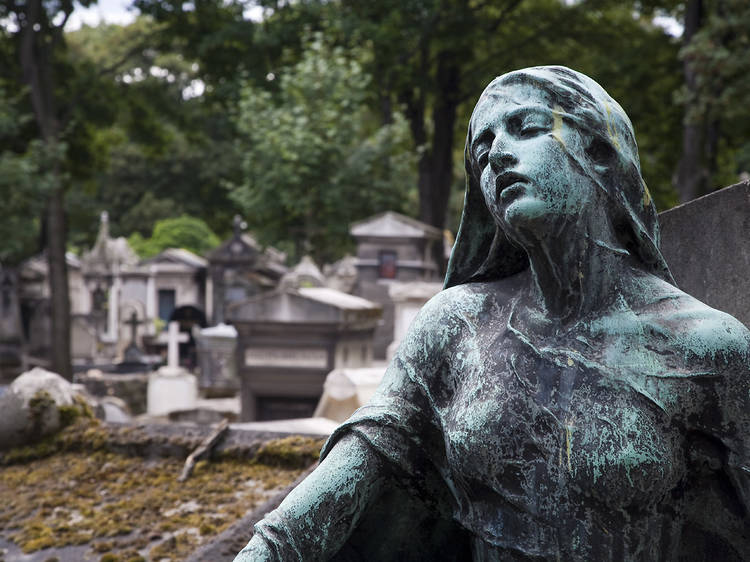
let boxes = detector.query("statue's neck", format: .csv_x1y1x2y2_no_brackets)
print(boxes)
517,214,632,324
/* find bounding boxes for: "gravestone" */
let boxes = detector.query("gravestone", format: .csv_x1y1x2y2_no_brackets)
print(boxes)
80,211,139,355
122,311,146,364
659,180,750,328
228,287,381,422
70,314,98,361
147,321,198,417
74,369,149,415
323,255,358,293
313,367,385,423
195,323,239,398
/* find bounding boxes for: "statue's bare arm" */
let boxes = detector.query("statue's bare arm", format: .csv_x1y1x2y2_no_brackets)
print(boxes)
234,289,469,561
234,433,385,561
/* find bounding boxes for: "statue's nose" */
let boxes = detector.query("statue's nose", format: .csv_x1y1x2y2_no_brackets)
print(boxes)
489,145,518,173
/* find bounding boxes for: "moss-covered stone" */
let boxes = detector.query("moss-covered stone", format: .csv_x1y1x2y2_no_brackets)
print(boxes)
0,424,318,560
253,435,323,469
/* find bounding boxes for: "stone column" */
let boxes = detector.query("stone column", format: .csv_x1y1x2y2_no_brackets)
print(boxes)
146,265,156,335
107,267,121,342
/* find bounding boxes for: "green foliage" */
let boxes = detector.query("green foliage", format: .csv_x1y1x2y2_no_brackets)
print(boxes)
127,215,220,258
679,0,750,125
679,0,750,183
4,0,743,268
333,0,685,229
231,33,417,263
0,87,65,264
63,17,243,246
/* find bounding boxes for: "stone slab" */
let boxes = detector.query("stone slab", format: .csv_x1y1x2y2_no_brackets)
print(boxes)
74,371,149,415
658,180,750,328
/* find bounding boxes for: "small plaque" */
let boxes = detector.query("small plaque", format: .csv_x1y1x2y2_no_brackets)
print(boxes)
245,347,328,369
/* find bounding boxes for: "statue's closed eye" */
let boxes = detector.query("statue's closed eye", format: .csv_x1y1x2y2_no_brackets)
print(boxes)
511,112,553,138
472,131,494,170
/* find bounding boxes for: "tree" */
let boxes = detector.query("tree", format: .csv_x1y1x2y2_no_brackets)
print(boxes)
335,0,686,269
676,0,750,201
336,0,524,270
231,34,417,264
64,18,246,244
0,87,50,265
1,0,124,379
0,0,89,379
128,215,221,258
541,1,684,210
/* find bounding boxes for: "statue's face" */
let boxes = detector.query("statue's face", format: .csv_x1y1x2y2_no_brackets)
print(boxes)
469,83,598,240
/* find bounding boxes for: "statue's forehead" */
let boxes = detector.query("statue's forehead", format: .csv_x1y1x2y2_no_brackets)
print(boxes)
470,84,556,135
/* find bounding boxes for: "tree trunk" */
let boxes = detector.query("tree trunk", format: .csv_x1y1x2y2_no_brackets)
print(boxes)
47,187,72,380
417,55,460,275
19,0,72,379
674,0,705,203
675,122,704,203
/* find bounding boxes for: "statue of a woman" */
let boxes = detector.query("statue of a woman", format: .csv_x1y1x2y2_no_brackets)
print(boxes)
235,66,750,561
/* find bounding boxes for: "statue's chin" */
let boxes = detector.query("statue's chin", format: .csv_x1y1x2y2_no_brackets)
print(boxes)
501,197,552,235
502,194,587,244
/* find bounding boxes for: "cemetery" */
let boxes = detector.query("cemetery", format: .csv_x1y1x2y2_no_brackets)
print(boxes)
1,1,750,560
1,207,451,426
0,206,452,559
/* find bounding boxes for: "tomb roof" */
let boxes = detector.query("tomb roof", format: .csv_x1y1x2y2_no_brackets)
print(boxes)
297,287,380,310
350,211,442,240
141,247,208,268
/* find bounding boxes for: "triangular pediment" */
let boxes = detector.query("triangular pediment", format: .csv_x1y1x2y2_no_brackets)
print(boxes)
228,288,380,324
350,211,441,239
141,248,207,268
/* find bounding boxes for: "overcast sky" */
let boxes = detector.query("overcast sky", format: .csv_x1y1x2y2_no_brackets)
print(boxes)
66,0,264,30
66,0,136,30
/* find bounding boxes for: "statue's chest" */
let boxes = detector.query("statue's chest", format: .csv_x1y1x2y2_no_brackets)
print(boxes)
441,338,685,512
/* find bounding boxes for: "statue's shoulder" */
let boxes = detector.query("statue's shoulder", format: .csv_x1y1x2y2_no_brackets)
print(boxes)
408,284,486,338
639,275,750,366
399,280,512,353
417,277,519,327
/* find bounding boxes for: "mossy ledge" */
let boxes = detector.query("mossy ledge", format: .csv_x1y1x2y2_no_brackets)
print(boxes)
1,413,325,467
0,416,324,559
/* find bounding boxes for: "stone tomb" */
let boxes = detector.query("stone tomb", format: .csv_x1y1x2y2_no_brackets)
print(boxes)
386,281,443,359
659,180,750,328
350,211,443,359
228,287,381,421
206,216,287,325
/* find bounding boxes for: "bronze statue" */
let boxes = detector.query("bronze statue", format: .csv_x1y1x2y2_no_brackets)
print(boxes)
235,66,750,561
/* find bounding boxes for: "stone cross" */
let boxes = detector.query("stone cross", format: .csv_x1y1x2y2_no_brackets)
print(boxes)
125,311,143,346
233,214,246,238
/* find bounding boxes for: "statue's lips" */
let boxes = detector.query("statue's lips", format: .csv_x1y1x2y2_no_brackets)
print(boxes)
496,173,530,203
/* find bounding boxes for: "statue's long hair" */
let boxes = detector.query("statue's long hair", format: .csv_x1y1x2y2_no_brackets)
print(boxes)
444,65,674,289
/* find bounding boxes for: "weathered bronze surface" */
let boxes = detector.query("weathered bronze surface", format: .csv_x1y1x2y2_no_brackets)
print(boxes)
235,66,750,561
